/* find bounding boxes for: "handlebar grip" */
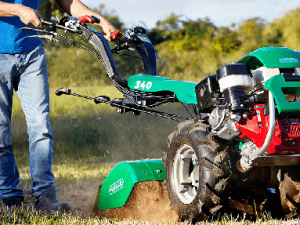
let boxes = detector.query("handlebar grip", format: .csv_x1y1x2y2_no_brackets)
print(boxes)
79,15,100,24
111,30,123,41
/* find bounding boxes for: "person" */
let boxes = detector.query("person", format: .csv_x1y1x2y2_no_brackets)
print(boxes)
0,0,115,212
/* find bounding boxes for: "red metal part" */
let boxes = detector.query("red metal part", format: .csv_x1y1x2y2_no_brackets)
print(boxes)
111,30,123,41
79,15,100,24
236,104,300,155
79,15,94,23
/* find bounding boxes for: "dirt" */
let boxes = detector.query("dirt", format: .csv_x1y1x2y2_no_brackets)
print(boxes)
91,180,179,223
280,172,300,218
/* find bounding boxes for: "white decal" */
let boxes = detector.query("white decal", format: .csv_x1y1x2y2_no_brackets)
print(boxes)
279,58,299,64
109,178,125,195
134,81,141,89
134,81,153,90
146,82,153,89
140,81,146,89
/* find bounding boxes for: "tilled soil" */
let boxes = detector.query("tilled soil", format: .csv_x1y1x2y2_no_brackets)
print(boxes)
91,180,179,222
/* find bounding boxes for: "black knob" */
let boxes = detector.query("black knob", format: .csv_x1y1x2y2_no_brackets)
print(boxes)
134,27,146,34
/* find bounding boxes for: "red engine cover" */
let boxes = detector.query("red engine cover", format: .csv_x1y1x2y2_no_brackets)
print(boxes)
236,104,300,155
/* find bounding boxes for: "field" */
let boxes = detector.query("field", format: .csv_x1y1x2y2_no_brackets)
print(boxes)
3,85,299,224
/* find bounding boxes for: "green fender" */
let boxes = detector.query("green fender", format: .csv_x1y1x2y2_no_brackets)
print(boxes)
264,74,300,114
126,74,197,104
237,47,300,69
98,159,165,210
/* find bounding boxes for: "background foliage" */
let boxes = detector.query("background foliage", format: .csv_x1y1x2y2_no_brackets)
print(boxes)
36,4,300,87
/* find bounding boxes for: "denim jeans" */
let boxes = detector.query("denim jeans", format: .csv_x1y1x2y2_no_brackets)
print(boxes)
0,46,56,200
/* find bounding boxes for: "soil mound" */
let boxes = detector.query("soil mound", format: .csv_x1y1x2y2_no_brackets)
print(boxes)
91,180,179,222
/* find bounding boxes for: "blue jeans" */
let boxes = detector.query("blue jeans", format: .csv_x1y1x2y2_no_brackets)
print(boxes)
0,46,56,200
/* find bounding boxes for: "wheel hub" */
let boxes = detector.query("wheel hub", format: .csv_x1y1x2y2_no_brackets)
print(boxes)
173,144,199,204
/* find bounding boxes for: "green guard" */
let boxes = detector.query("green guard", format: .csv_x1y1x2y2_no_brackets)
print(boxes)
264,74,300,114
98,159,165,210
238,47,300,69
126,74,197,104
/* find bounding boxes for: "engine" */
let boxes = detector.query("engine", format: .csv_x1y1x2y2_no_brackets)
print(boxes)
196,63,300,155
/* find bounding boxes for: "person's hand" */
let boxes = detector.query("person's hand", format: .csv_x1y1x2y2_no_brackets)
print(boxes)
17,5,42,27
101,22,116,41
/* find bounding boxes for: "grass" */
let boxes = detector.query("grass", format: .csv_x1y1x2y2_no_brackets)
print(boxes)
0,206,299,225
12,86,178,164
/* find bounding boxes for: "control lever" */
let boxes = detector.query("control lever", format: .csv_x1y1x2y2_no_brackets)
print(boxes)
22,26,56,41
55,88,71,96
94,96,111,104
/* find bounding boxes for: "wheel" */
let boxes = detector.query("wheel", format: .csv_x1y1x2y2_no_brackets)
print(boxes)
163,120,229,221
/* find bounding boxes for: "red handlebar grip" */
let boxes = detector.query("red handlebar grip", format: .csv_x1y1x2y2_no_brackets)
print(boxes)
79,15,100,24
79,15,94,23
111,30,123,41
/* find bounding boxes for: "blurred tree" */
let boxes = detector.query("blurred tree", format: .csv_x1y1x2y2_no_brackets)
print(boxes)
212,27,241,53
148,29,172,45
156,13,182,31
148,13,181,45
38,0,63,19
238,18,265,51
279,8,300,51
262,20,283,46
169,18,216,51
182,18,216,39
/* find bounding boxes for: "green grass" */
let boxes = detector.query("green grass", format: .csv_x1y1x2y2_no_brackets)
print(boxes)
0,206,299,225
12,86,178,165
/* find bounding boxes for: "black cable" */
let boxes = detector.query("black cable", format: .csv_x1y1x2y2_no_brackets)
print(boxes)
54,32,102,58
181,102,194,118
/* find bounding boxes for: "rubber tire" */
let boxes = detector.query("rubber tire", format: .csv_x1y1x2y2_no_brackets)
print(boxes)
164,120,227,221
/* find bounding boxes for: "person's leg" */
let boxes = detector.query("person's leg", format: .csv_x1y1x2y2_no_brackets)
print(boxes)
15,46,56,197
0,53,24,205
15,46,70,212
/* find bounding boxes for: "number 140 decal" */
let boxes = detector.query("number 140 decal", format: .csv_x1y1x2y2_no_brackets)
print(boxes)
134,81,153,90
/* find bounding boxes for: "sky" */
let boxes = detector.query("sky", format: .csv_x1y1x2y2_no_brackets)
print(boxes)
81,0,300,29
